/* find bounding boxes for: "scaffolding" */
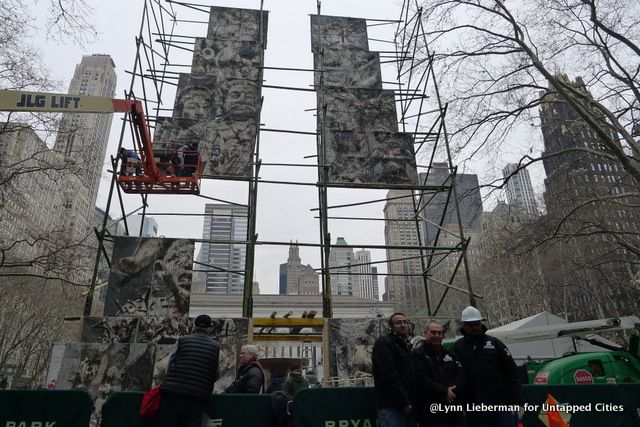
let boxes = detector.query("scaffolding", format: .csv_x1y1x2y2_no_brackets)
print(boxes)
87,0,478,321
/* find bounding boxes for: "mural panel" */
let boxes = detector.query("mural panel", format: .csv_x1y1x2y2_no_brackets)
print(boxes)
155,116,256,178
314,49,382,89
320,88,398,133
192,38,263,81
174,74,260,121
74,317,249,392
207,6,269,44
325,131,417,184
310,15,369,53
104,237,194,317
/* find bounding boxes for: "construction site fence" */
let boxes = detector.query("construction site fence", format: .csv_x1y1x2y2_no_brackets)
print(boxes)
1,384,639,427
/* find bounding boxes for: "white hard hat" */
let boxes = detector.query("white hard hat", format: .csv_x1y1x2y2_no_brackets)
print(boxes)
461,306,484,322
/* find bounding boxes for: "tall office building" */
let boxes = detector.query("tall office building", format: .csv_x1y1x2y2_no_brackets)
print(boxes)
418,166,483,246
329,237,355,296
198,203,248,294
539,75,640,319
54,55,117,244
383,190,426,315
126,216,159,237
354,249,379,300
502,163,539,218
283,244,319,295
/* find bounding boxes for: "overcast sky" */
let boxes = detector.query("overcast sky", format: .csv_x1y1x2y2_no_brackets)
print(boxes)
28,0,428,295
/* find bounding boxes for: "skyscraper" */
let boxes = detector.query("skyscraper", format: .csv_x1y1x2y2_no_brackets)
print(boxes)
54,55,117,244
354,249,379,300
283,244,319,295
539,74,640,319
197,203,248,294
418,166,483,246
126,216,159,237
502,163,539,218
383,190,426,315
329,237,355,296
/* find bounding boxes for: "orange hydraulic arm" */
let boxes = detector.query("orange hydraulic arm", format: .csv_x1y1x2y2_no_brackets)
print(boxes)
0,90,201,195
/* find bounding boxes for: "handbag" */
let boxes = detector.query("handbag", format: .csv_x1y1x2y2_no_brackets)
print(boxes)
140,386,161,418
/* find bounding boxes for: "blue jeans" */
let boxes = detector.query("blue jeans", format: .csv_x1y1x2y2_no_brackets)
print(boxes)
377,408,417,427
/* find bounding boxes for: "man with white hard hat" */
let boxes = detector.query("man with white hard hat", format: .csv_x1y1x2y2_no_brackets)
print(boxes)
453,306,522,427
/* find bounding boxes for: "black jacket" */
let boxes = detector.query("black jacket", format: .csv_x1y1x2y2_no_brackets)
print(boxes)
413,341,465,424
452,327,523,405
161,330,220,400
372,333,415,410
225,361,265,394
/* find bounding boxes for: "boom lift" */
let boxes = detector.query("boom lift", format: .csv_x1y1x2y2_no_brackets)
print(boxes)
0,90,202,195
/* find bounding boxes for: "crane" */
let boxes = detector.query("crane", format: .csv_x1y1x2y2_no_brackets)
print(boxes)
0,90,202,195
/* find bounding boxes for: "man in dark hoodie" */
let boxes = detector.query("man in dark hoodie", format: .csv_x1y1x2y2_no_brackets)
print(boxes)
453,306,522,427
283,364,309,397
157,314,220,427
225,344,266,394
372,312,416,427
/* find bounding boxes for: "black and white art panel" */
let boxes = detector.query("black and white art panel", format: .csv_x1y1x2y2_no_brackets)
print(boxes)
310,15,369,53
207,6,269,44
155,116,256,178
325,131,417,184
192,38,263,81
104,237,194,317
314,48,382,89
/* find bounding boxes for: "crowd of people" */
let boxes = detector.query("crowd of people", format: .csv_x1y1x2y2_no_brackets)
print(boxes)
152,308,521,427
372,307,523,427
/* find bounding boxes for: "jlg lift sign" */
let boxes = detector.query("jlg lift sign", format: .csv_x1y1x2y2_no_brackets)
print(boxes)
0,90,116,113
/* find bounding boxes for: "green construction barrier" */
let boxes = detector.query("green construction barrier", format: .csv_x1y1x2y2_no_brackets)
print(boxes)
100,392,274,427
0,390,92,427
292,388,377,427
101,392,152,427
206,394,274,427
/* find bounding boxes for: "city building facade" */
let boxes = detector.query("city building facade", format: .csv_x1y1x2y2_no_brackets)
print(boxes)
502,163,539,218
354,249,379,300
196,203,248,294
329,237,355,296
383,190,426,315
539,75,640,320
125,216,159,237
283,244,319,295
54,55,117,248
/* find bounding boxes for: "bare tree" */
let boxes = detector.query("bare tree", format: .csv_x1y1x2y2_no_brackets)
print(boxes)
414,0,639,179
0,1,98,287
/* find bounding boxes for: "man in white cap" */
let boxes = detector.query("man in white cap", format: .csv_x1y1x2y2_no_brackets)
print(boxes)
453,306,522,427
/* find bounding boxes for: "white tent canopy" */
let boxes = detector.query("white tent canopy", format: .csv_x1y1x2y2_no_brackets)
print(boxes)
487,311,622,363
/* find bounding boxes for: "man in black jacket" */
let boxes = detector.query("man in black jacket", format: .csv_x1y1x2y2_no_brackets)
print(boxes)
453,306,522,427
225,344,266,394
372,312,416,427
413,322,465,427
157,314,220,427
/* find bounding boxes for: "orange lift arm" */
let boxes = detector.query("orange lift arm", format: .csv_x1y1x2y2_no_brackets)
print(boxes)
0,90,161,180
0,90,202,195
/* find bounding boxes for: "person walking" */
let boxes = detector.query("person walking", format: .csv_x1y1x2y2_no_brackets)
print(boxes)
453,306,522,427
156,314,220,427
225,344,266,394
413,322,465,427
282,364,309,397
372,312,416,427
